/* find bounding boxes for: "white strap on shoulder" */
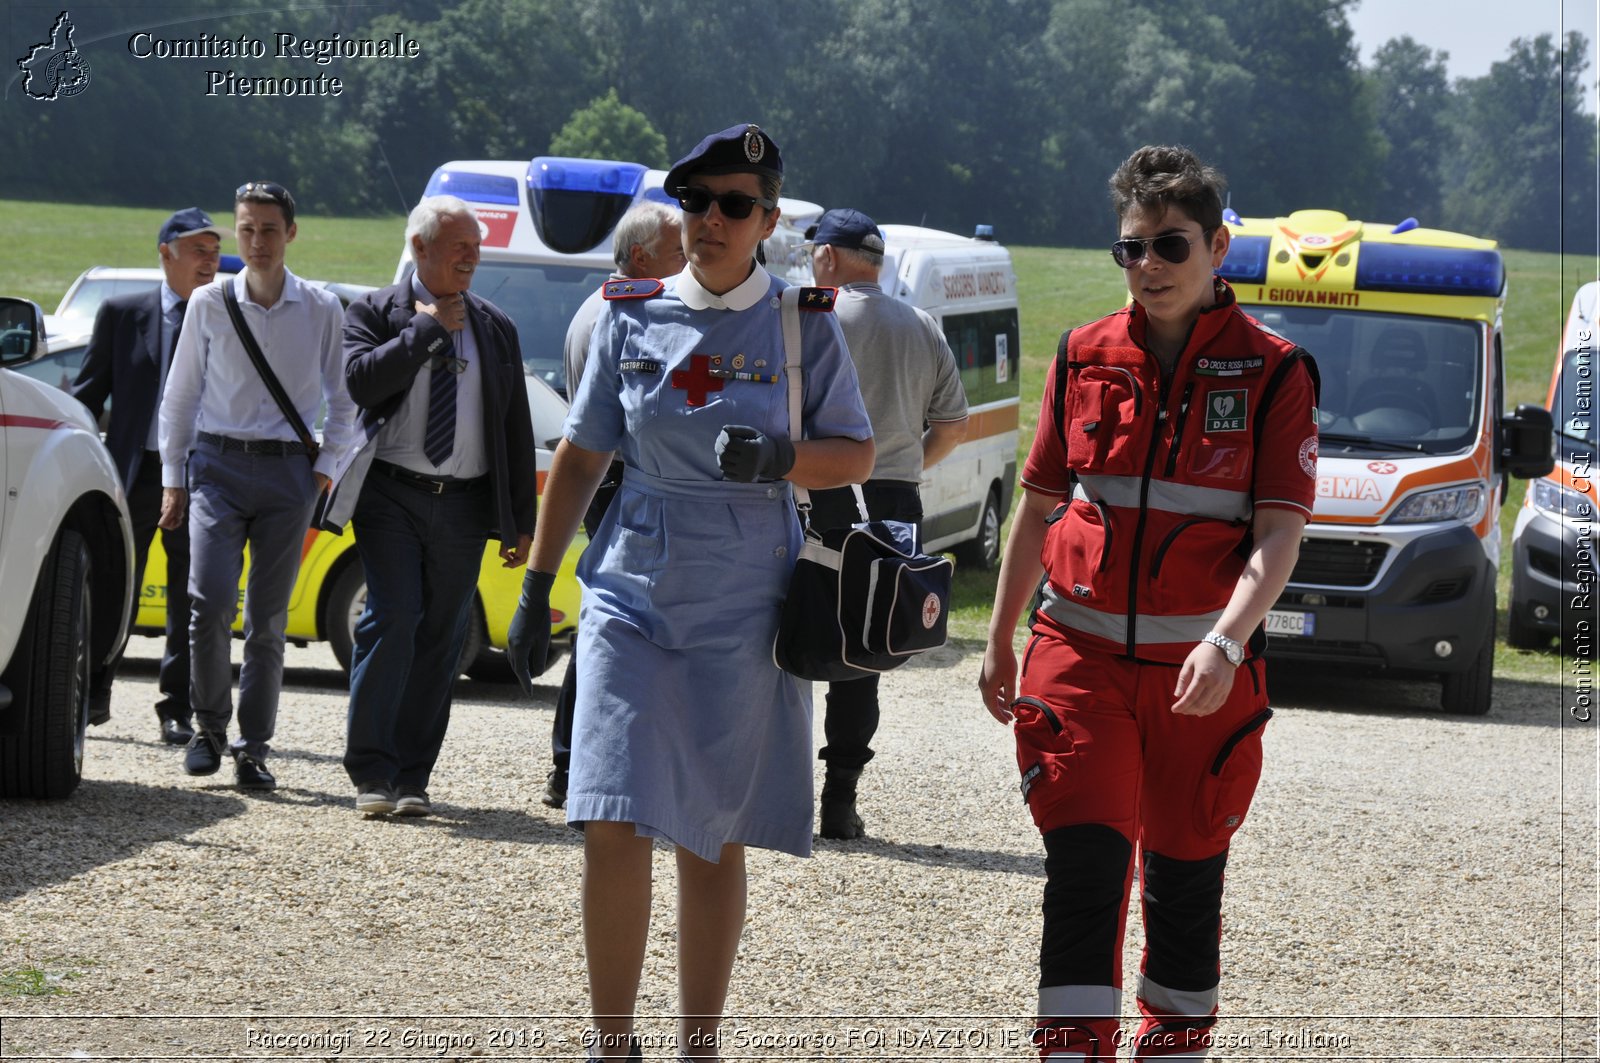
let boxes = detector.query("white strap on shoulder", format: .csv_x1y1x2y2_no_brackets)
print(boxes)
781,285,809,512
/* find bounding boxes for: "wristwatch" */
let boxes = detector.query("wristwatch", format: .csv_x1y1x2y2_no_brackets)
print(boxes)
1201,631,1244,666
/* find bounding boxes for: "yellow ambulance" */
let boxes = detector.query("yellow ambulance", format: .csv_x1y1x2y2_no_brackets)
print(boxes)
1218,209,1552,714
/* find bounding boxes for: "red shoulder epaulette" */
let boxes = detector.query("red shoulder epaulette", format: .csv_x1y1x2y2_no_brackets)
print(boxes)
797,286,837,312
603,278,664,300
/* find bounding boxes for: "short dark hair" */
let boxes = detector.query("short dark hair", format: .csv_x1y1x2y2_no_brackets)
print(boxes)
758,172,782,211
1108,146,1224,232
235,180,296,227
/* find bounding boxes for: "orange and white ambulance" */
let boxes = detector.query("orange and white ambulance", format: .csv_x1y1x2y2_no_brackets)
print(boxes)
1217,209,1552,714
401,157,1019,568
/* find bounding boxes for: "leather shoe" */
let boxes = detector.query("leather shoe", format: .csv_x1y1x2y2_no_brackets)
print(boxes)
183,731,224,776
232,751,277,791
159,717,195,746
88,690,111,727
541,768,567,809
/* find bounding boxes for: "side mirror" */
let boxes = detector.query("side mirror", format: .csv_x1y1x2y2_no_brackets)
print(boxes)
1501,402,1555,479
0,297,45,367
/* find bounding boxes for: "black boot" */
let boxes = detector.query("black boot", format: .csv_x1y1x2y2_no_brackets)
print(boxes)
819,767,865,839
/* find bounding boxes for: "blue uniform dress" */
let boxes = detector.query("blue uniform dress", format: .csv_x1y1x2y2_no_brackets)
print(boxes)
563,265,871,862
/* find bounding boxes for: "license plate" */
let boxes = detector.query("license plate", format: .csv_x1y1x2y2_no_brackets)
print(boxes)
1265,609,1314,637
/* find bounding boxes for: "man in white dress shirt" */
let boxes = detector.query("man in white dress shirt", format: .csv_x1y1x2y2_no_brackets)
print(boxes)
158,180,355,790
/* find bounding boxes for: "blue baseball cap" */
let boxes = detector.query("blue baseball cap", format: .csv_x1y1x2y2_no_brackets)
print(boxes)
158,207,223,247
807,208,885,254
665,124,783,195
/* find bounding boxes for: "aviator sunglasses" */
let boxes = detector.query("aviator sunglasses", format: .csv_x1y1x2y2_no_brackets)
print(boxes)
1110,229,1213,269
675,186,777,220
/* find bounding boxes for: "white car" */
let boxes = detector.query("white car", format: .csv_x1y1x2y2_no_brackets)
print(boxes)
54,263,370,331
0,297,135,798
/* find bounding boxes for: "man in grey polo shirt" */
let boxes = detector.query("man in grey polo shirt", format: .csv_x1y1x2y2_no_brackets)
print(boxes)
806,207,969,839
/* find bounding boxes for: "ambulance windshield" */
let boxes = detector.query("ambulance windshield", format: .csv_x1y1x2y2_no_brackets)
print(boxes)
1249,307,1483,455
470,260,613,396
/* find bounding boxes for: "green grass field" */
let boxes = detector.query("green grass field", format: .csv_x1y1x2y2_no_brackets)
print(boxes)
2,198,1592,677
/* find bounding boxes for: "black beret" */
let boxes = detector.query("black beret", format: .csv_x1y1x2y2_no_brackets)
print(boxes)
664,124,783,195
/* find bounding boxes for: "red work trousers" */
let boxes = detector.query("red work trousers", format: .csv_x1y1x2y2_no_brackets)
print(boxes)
1014,635,1272,1061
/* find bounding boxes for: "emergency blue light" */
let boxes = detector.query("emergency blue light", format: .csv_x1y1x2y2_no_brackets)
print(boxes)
1390,217,1419,234
1223,207,1242,225
526,157,647,254
423,168,520,205
642,186,677,206
1216,236,1269,284
1354,244,1504,297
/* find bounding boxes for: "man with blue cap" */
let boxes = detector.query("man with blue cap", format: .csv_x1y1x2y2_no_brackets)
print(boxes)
72,207,225,746
509,123,874,1061
804,207,969,839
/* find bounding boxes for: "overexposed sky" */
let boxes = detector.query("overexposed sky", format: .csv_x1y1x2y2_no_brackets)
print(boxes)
1346,0,1599,90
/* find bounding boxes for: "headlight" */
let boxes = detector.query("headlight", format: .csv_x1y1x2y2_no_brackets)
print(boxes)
1530,477,1595,521
1387,484,1485,524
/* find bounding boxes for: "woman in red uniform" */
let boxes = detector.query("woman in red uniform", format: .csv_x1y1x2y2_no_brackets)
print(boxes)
979,145,1319,1061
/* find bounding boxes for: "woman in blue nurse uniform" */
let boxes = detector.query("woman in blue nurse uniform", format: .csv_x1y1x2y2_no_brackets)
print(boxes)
509,124,874,1061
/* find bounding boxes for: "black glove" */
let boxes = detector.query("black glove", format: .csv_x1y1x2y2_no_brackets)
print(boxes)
715,424,795,482
507,569,556,697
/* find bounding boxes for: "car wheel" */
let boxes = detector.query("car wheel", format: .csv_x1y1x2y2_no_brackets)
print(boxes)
456,598,486,678
324,561,366,675
1440,606,1494,716
954,487,1002,570
0,529,92,798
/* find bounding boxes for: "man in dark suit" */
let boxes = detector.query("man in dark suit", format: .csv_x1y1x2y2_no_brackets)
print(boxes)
71,207,223,744
337,194,537,817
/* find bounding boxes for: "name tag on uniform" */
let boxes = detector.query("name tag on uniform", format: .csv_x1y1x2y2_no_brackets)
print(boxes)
619,359,664,374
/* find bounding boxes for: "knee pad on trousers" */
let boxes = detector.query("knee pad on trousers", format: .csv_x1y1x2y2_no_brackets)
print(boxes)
1139,850,1228,994
1040,824,1134,987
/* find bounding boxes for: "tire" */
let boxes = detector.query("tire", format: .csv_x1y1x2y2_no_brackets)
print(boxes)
455,598,486,678
0,529,93,798
1441,606,1494,716
954,486,1002,570
323,561,366,675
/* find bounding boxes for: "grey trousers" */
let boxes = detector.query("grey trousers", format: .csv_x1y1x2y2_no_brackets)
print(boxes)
185,439,318,759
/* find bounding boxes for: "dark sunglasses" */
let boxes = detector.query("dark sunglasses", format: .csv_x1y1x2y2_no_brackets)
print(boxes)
1110,229,1212,269
235,180,292,206
675,186,776,220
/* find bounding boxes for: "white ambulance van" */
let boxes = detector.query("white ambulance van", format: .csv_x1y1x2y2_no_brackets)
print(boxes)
399,157,1018,568
1217,209,1553,714
1508,280,1599,653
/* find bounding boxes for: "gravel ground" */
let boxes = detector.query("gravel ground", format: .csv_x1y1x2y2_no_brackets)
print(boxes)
0,634,1594,1062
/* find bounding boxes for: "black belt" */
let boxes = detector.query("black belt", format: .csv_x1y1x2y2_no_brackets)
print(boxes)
197,431,309,456
372,459,486,495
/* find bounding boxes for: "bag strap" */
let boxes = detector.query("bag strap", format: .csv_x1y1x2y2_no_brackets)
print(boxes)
222,280,318,455
781,286,870,528
781,285,811,521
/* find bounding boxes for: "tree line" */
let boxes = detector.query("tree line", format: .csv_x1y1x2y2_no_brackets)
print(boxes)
9,0,1594,253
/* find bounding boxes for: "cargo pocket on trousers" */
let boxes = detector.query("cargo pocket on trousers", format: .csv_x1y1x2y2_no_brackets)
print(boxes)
1195,707,1272,845
1013,695,1078,833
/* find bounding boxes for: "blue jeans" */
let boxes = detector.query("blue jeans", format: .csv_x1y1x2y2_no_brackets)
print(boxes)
343,471,490,790
186,441,318,759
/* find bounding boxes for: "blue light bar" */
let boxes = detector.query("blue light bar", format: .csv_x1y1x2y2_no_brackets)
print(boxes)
641,186,677,206
527,157,646,198
1216,235,1269,284
423,168,520,205
1354,244,1504,297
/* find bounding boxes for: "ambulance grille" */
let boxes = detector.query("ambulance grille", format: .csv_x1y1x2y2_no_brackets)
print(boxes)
1290,539,1389,587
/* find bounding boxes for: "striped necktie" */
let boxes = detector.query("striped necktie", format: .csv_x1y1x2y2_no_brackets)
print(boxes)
424,333,459,466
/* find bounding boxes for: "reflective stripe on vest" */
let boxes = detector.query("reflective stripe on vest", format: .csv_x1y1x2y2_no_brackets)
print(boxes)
1075,474,1252,522
1038,581,1223,647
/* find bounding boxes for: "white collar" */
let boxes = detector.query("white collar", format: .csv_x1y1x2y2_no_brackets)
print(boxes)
676,264,772,312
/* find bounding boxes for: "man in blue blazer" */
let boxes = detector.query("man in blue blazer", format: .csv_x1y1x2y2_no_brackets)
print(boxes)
71,207,223,744
335,194,537,817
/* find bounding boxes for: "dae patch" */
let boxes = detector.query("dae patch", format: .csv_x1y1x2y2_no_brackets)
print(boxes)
1195,355,1265,377
798,286,836,312
1204,389,1248,432
603,278,664,300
